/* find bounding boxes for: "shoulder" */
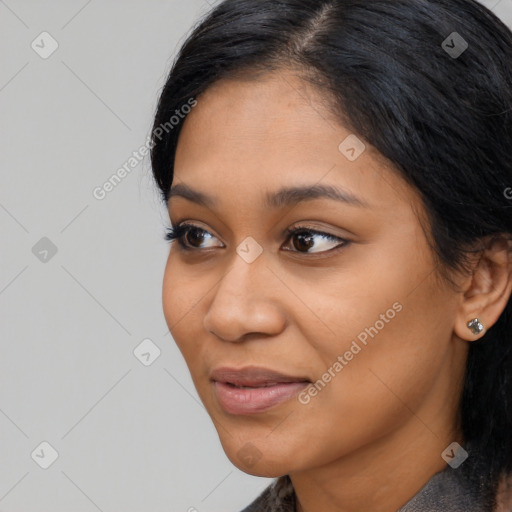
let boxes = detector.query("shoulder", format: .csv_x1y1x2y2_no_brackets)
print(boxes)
239,476,295,512
495,471,512,512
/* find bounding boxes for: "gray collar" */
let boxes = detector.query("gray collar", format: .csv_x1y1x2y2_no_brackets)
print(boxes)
396,464,489,511
240,464,493,512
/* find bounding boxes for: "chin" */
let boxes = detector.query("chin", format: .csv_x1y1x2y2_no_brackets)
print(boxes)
218,436,295,477
231,456,290,478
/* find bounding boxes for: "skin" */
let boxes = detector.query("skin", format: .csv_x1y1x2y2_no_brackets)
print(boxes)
162,69,512,512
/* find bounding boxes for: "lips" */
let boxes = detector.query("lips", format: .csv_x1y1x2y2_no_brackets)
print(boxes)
210,365,311,414
210,365,310,387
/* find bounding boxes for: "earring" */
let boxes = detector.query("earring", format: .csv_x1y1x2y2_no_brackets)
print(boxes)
467,318,484,335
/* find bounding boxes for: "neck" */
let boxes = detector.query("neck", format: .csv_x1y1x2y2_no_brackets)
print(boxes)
291,412,462,512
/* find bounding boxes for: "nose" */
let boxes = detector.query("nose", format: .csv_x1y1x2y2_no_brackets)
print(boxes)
203,250,288,343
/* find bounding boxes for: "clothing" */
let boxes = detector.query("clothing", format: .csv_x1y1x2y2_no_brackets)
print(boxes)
240,465,512,512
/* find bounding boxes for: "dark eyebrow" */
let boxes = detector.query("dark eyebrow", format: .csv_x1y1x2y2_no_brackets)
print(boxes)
168,183,369,209
265,184,369,209
168,183,217,208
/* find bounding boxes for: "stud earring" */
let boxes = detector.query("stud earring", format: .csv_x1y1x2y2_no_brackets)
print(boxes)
467,318,484,335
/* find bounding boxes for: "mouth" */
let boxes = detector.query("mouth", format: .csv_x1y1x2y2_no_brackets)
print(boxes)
210,365,311,414
224,382,283,389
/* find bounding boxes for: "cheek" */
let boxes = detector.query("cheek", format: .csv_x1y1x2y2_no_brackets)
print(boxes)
302,257,456,407
312,281,456,425
162,255,204,356
280,303,453,471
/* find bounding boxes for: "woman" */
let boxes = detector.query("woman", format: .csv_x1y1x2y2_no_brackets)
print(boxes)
150,0,512,510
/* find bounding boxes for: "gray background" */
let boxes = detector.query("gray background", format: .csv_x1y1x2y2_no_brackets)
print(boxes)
0,1,511,511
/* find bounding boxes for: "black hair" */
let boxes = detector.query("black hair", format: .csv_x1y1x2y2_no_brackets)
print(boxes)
150,0,512,506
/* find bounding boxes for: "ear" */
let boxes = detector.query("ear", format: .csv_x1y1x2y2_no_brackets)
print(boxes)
454,235,512,342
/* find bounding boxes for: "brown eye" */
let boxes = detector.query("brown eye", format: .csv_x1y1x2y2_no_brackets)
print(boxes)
283,227,348,254
292,231,315,252
185,226,208,247
165,224,222,250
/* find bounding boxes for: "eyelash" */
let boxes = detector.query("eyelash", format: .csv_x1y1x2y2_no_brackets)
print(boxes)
164,223,349,255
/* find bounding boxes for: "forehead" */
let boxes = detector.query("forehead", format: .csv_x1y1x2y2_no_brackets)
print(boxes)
172,70,420,218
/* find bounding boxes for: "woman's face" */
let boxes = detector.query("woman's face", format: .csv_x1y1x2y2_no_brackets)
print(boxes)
162,69,468,478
